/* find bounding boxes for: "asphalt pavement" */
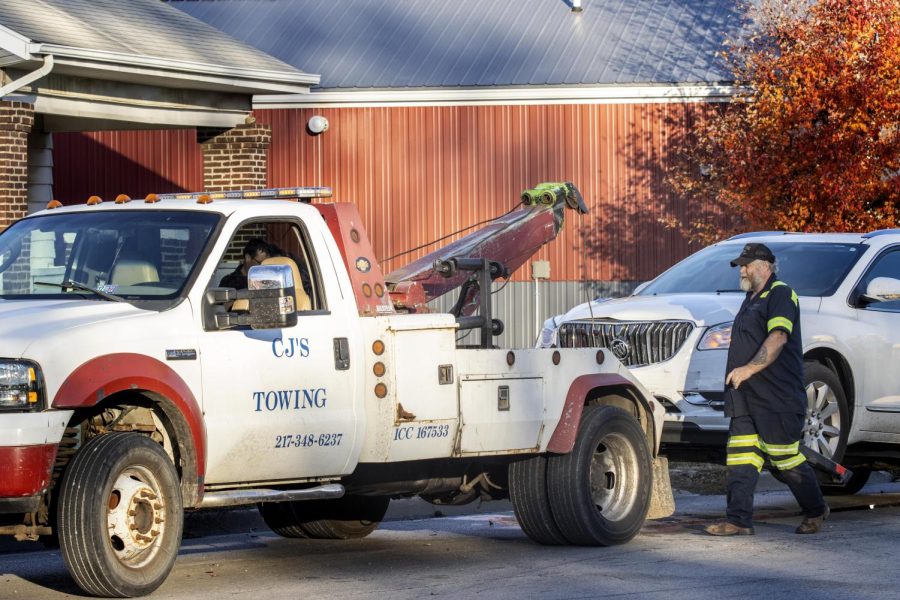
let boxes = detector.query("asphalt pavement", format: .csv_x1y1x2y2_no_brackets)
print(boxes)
3,467,900,599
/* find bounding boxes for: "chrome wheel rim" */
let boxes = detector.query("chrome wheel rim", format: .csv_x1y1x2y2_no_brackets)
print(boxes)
802,380,842,459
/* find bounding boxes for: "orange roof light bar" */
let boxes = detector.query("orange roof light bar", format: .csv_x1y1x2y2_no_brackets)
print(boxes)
155,187,333,202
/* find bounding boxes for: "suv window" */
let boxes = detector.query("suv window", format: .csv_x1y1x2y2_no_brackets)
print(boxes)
639,241,865,297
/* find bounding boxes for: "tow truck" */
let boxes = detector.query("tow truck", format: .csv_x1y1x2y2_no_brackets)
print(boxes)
0,183,665,597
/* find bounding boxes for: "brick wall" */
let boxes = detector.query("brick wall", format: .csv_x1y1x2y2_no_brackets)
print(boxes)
200,123,271,192
0,101,34,229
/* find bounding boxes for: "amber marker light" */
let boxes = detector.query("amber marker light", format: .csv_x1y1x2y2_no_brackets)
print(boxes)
197,194,213,204
374,383,388,398
373,362,386,377
372,340,385,355
46,200,63,209
114,194,131,204
362,283,372,297
144,193,160,203
374,283,384,297
86,195,103,205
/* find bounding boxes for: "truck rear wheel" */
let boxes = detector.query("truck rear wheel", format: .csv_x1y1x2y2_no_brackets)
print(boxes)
58,432,183,597
509,455,567,545
259,495,390,540
546,406,652,545
258,501,310,538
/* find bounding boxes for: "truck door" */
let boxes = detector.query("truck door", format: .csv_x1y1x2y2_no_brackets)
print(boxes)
199,219,358,485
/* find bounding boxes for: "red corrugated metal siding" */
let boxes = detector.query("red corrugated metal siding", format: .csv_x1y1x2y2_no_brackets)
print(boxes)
53,129,203,203
53,102,720,282
258,103,716,282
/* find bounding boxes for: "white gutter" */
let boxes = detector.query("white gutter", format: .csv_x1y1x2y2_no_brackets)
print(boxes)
255,84,746,109
37,44,319,87
0,54,54,98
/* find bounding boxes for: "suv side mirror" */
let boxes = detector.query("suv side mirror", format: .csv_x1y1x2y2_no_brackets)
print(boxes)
860,277,900,305
247,264,298,329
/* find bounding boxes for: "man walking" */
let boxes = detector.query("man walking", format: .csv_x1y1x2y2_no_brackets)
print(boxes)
705,243,829,536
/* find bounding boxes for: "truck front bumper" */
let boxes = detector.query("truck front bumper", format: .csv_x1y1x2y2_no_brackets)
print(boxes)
0,411,72,514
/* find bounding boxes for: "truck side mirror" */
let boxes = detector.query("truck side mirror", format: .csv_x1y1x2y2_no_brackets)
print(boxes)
247,264,299,329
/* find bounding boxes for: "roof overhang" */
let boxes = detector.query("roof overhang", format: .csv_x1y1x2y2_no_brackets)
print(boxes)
1,25,320,130
254,84,743,109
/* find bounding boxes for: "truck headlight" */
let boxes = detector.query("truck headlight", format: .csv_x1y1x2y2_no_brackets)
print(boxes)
697,322,732,350
0,361,44,412
537,317,560,348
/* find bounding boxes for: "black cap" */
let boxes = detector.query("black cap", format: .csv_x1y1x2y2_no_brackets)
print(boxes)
730,243,775,267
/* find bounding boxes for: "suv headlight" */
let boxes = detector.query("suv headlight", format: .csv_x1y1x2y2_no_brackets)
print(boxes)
0,360,45,412
697,322,733,350
537,316,560,348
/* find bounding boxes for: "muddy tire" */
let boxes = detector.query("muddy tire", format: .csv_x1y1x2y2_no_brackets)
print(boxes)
509,455,567,545
261,496,390,540
58,432,183,597
546,406,652,545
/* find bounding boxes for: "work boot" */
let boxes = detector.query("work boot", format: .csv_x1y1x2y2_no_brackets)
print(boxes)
704,521,755,536
795,505,830,534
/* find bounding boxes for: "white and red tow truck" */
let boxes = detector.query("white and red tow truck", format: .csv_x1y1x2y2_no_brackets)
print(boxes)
0,183,664,597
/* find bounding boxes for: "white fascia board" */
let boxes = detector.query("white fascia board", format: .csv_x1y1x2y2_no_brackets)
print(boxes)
36,44,319,92
0,24,33,64
32,93,246,128
253,84,745,109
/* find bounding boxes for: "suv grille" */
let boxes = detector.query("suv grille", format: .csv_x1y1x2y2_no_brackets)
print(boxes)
557,320,695,367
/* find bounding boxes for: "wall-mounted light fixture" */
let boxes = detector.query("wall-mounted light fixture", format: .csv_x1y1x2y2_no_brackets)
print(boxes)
307,115,329,135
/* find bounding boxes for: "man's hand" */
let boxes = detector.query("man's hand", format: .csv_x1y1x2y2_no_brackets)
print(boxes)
725,366,754,389
726,330,788,389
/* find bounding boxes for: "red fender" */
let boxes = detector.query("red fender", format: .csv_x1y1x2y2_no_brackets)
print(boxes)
53,353,206,477
546,373,638,454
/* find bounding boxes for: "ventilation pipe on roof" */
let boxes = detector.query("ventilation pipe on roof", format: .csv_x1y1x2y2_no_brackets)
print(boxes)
0,54,55,98
571,0,583,12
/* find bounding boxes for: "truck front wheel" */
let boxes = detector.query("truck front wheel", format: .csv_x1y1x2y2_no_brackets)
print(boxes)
57,432,183,598
546,406,652,545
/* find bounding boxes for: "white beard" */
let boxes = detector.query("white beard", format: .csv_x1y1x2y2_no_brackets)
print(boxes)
740,276,752,292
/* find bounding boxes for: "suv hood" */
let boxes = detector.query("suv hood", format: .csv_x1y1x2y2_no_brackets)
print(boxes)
0,299,149,358
556,293,744,327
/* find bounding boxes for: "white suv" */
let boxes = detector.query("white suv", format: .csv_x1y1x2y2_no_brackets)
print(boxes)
540,231,900,490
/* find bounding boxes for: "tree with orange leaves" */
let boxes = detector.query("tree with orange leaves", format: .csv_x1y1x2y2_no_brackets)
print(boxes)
669,0,900,237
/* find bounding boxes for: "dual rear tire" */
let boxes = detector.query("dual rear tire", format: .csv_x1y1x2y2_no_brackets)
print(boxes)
259,495,390,540
509,406,653,546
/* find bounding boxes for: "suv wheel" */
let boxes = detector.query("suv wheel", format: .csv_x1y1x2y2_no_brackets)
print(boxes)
802,361,849,462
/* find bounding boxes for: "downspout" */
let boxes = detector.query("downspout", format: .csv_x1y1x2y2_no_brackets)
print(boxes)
0,54,54,98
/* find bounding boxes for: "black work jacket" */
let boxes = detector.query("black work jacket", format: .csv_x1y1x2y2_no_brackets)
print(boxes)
724,274,806,416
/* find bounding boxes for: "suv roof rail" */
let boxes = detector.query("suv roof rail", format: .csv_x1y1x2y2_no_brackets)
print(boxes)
726,231,789,240
862,228,900,239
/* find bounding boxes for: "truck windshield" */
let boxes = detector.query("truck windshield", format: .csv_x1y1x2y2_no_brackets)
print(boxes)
638,241,866,297
0,210,220,303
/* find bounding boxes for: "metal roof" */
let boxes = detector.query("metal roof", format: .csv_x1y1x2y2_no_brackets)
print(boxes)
170,0,741,90
0,0,316,88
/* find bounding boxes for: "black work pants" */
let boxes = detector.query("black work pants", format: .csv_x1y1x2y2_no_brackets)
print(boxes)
725,413,827,528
